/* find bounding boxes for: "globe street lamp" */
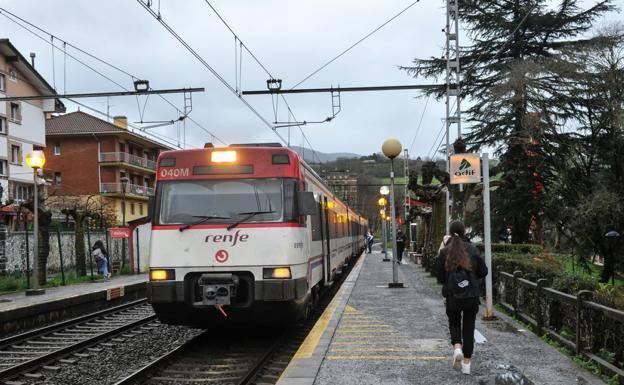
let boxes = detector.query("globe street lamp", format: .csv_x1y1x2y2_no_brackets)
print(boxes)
605,230,621,285
25,150,46,295
382,139,404,288
378,194,390,261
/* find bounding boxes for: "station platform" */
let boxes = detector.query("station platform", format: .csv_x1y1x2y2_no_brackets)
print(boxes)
0,274,147,335
278,249,605,385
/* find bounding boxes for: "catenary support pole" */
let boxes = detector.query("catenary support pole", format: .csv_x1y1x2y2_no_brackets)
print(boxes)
56,228,65,285
482,153,494,318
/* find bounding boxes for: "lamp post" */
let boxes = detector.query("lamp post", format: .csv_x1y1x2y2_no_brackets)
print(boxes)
379,189,390,261
120,176,129,268
25,150,46,295
605,230,620,286
382,139,404,288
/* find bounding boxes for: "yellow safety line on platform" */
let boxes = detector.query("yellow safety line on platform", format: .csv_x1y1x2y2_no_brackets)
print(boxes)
326,355,446,361
330,348,439,352
331,341,409,345
291,256,365,359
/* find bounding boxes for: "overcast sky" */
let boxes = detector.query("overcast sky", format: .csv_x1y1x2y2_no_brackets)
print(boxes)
0,0,620,158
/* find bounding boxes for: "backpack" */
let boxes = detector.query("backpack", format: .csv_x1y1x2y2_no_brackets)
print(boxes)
446,267,480,309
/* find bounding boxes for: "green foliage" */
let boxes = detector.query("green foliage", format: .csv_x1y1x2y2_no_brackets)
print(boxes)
476,243,544,255
0,276,29,294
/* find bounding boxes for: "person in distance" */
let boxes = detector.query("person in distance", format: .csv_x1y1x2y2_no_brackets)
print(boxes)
435,220,488,375
396,228,407,264
92,240,111,280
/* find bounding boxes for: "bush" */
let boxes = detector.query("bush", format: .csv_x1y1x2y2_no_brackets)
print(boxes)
492,252,562,282
476,243,544,255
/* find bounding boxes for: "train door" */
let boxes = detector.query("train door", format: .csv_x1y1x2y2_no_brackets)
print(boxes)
321,196,332,285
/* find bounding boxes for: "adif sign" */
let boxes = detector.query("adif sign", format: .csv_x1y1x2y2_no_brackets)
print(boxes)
450,153,481,184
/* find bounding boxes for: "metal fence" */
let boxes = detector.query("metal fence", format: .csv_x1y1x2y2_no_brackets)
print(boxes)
0,228,131,285
497,267,624,379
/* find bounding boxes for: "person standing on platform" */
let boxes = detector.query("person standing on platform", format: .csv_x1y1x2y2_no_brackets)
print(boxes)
366,230,374,253
435,220,488,375
92,240,111,280
396,228,407,264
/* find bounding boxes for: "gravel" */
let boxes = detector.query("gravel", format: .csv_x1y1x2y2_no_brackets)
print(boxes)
21,322,203,385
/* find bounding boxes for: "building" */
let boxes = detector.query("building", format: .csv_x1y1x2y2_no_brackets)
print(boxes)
44,111,172,224
0,39,64,209
323,170,359,207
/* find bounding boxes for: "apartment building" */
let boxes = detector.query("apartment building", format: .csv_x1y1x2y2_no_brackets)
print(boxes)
44,111,172,224
0,39,64,208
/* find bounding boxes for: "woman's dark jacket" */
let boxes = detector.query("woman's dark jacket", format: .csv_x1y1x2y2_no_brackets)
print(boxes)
435,240,488,302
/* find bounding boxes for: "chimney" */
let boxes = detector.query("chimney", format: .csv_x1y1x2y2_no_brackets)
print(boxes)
113,116,128,129
30,52,36,68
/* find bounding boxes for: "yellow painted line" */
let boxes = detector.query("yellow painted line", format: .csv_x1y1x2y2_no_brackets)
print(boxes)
291,256,366,360
331,341,409,345
344,305,359,313
338,326,392,329
330,348,439,352
326,355,447,361
336,330,399,336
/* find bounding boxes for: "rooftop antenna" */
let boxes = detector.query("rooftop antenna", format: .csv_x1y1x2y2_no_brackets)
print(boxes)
29,52,36,68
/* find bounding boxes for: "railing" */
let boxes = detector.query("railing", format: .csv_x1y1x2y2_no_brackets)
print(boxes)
497,267,624,379
100,183,154,197
99,152,156,171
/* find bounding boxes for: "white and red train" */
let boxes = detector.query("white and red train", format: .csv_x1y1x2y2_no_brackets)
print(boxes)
147,143,368,326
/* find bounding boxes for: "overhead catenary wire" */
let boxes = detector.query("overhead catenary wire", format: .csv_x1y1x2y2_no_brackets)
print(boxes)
291,0,422,90
137,0,289,146
197,0,321,162
0,7,227,146
407,94,430,156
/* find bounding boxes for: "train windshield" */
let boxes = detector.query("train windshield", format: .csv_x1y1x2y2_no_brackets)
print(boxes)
157,178,297,225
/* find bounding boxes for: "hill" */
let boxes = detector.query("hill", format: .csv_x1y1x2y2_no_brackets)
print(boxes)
290,146,360,163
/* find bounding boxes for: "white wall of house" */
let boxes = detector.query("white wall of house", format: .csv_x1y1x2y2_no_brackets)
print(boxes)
0,136,7,158
9,101,45,145
9,141,34,184
0,180,8,203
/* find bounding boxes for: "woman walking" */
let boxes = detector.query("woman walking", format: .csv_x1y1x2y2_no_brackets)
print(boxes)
436,220,488,375
92,240,111,280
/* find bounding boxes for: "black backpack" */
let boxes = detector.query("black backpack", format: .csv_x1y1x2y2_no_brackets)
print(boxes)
446,267,480,308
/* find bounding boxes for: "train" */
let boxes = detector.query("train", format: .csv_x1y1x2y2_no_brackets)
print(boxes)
146,143,368,326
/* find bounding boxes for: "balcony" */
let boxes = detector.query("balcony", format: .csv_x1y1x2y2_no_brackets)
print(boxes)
100,183,154,197
99,152,157,171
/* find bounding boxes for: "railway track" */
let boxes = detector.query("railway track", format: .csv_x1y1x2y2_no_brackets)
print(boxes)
115,253,361,385
0,299,156,382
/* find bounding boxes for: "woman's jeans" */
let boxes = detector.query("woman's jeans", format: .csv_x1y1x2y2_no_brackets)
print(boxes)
98,258,110,278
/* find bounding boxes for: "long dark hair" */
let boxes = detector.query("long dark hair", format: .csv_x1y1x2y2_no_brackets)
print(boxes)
445,220,471,272
92,240,108,256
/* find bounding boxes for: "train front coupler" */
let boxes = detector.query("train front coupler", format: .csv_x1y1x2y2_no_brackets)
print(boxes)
194,273,239,309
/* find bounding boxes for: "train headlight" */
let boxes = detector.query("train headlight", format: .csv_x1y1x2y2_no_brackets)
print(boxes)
263,267,292,279
211,150,237,163
150,269,175,281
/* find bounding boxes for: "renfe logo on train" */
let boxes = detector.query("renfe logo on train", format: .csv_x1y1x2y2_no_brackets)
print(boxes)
205,230,249,246
450,153,481,184
215,250,229,263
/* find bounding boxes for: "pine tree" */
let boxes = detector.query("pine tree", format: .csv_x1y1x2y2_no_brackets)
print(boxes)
402,0,614,243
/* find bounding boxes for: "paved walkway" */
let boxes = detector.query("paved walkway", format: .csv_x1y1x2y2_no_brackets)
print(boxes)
0,274,147,311
279,249,605,385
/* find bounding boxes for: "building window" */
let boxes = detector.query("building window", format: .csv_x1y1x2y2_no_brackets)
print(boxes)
54,172,62,186
9,102,20,123
0,74,5,92
13,184,32,202
130,202,135,215
119,142,126,153
0,117,6,134
139,203,143,216
11,145,21,164
0,160,7,176
54,142,61,155
9,70,16,81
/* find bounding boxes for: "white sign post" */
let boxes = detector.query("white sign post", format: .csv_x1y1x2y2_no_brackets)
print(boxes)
449,153,493,318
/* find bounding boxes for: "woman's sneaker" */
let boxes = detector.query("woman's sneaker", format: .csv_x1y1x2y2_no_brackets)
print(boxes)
461,361,471,375
452,348,463,368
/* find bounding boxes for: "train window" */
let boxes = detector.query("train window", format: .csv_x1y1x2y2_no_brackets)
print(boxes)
310,202,322,241
157,178,283,224
283,179,297,221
